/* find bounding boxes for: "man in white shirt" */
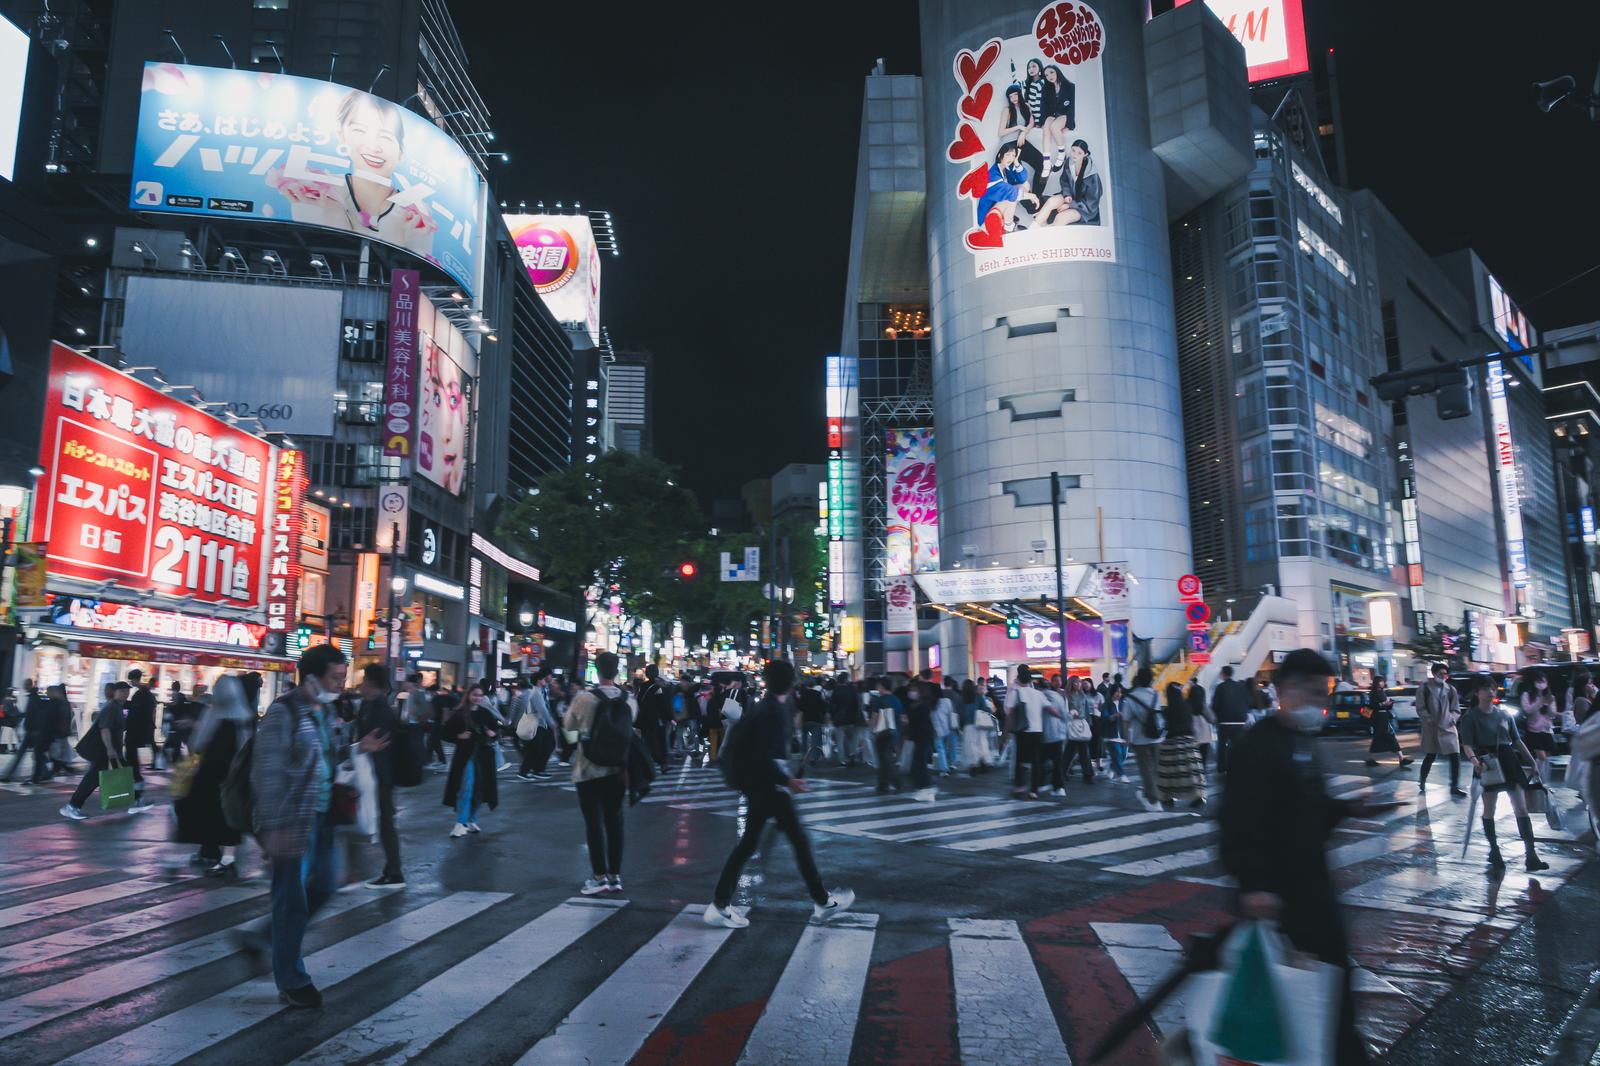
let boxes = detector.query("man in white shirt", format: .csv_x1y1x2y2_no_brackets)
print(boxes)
1004,666,1047,799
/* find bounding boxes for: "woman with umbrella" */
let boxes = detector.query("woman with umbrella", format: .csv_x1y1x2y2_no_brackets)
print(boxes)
1459,676,1548,872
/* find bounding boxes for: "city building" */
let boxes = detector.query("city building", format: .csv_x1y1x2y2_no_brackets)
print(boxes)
605,349,652,456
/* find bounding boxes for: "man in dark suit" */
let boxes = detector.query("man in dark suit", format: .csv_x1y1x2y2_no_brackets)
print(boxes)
1219,649,1380,1065
1210,665,1253,774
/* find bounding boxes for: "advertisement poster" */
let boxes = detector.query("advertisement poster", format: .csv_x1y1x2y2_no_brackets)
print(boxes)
886,574,917,635
886,427,939,575
383,269,420,458
417,340,468,495
33,343,277,613
264,449,307,633
1173,0,1309,83
947,2,1116,276
504,214,602,347
129,63,488,298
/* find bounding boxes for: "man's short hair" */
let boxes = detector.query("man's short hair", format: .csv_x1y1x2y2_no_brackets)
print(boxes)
298,642,348,682
113,681,131,693
1220,665,1234,679
406,672,423,685
128,668,143,683
1016,665,1032,683
1432,662,1449,676
595,651,620,681
534,667,552,683
1274,648,1335,688
362,664,391,691
764,658,797,695
645,664,660,680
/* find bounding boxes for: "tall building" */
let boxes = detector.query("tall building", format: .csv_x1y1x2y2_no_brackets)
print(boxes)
605,349,652,456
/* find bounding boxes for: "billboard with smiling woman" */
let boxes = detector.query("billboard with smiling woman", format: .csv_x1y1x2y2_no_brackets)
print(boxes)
128,63,488,298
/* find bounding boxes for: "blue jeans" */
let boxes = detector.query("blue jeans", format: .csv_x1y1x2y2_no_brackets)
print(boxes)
271,816,339,992
934,734,957,772
1107,738,1126,777
456,759,478,825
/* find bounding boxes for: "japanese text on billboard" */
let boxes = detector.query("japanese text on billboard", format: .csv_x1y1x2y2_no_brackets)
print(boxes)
384,269,419,458
886,428,939,575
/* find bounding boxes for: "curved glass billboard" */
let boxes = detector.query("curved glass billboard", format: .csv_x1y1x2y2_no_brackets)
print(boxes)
128,63,488,298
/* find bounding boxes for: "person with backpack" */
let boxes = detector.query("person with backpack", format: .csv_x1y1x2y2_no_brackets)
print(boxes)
1123,667,1165,811
515,670,559,780
704,658,855,929
563,652,637,896
442,682,500,839
248,643,386,1009
1005,665,1048,799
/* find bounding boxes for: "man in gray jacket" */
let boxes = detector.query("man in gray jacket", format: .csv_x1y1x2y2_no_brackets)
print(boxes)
1417,662,1465,797
251,643,377,1008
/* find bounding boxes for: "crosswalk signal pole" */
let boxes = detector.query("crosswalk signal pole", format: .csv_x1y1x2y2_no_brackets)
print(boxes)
1051,472,1068,685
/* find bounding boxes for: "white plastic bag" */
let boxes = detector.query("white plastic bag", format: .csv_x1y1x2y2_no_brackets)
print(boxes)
346,751,378,838
1184,922,1340,1066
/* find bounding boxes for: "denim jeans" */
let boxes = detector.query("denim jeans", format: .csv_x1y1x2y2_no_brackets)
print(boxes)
456,759,478,825
934,734,957,772
271,816,339,992
1107,737,1126,777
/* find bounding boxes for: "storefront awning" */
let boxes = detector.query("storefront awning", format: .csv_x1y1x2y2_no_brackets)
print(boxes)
31,624,298,673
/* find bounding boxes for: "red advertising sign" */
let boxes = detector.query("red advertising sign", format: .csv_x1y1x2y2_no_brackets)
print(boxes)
265,449,307,633
1173,1,1309,83
35,344,275,612
383,269,420,458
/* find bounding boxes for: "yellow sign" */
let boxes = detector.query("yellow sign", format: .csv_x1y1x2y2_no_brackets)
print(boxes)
840,616,863,653
11,542,48,608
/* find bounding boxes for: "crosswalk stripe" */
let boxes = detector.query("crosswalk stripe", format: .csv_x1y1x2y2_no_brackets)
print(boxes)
516,905,735,1065
290,896,627,1066
948,809,1168,853
813,800,1059,835
0,876,170,930
876,806,1113,843
948,919,1070,1065
1020,820,1214,864
1325,828,1425,870
670,791,883,814
1093,922,1191,1033
736,912,879,1066
63,891,510,1065
0,884,265,975
0,891,375,1040
1103,844,1218,877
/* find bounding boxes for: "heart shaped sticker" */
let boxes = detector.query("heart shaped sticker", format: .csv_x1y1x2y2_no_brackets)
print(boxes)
959,83,993,122
946,122,985,163
955,39,1002,92
957,163,988,200
965,210,1006,250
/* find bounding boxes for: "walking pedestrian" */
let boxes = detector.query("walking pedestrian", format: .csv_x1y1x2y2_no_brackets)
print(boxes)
1518,670,1557,782
1364,677,1412,769
870,677,903,793
704,658,856,929
1006,665,1047,799
1100,681,1130,781
3,682,51,784
1218,648,1381,1065
251,643,385,1009
833,674,869,766
0,688,15,755
637,665,673,771
124,668,158,781
49,685,76,777
798,677,829,767
1123,668,1166,811
957,678,993,774
1062,676,1097,784
905,680,938,803
563,652,636,895
354,665,405,887
1157,681,1205,811
1459,675,1549,873
61,682,151,819
163,680,192,766
1040,676,1069,796
1211,665,1252,774
933,679,959,775
174,675,253,876
1417,662,1466,796
442,682,499,839
1188,677,1215,772
516,670,559,779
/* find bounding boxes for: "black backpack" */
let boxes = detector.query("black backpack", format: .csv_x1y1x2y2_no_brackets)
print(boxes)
1133,691,1165,741
582,688,634,767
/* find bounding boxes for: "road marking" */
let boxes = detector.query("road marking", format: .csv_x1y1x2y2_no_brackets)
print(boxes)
736,913,879,1066
811,799,1052,833
1104,844,1218,877
875,806,1114,843
667,788,875,813
0,885,265,974
1325,829,1425,871
62,891,509,1065
947,919,1071,1065
0,892,375,1040
290,897,627,1066
0,877,171,930
1020,821,1214,864
1093,922,1190,1034
948,810,1171,853
517,905,735,1065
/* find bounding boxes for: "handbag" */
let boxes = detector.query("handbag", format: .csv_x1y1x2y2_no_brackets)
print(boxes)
1479,753,1506,788
168,752,203,799
1524,778,1548,814
329,758,360,826
1068,716,1093,742
1547,799,1568,832
99,764,136,811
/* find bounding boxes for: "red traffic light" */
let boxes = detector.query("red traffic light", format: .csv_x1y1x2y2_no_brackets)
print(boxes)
678,561,698,579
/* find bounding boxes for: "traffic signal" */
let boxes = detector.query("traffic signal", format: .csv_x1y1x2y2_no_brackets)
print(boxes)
678,561,698,579
1006,614,1021,639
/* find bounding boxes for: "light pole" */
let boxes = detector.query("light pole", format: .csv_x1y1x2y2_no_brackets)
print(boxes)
1051,472,1068,685
386,520,402,674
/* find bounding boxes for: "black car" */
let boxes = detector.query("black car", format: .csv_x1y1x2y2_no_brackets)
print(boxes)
1323,689,1371,734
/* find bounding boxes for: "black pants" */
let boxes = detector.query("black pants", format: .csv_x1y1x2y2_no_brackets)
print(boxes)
1043,740,1066,790
1420,752,1460,788
376,779,401,878
714,788,827,908
874,732,900,791
520,728,555,775
123,736,146,785
909,737,933,790
69,756,111,809
576,774,625,877
1216,723,1247,773
1063,739,1095,782
426,724,446,765
1013,732,1044,793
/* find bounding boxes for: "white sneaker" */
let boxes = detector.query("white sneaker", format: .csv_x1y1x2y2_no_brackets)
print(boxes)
606,875,623,894
1117,774,1132,783
580,877,608,896
449,823,468,838
127,801,155,813
1052,788,1068,797
466,822,481,834
59,804,86,821
813,888,856,922
915,788,937,803
703,903,750,928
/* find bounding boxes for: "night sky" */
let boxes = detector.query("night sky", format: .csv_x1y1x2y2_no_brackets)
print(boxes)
451,2,1600,500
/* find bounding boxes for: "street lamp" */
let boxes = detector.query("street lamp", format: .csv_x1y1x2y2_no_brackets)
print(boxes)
390,576,408,595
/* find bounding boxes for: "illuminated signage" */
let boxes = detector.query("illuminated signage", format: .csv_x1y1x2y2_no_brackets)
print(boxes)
413,571,465,601
1583,505,1596,544
1296,218,1355,284
0,14,28,184
58,599,269,648
537,610,578,633
886,427,939,575
384,269,420,458
264,449,307,633
504,214,602,347
1290,161,1342,225
1486,360,1532,613
1487,273,1533,353
470,532,541,583
34,344,276,614
1175,0,1310,83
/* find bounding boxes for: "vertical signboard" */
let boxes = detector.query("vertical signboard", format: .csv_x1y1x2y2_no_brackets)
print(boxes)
1486,360,1532,616
34,343,275,612
886,575,917,635
265,449,306,633
384,269,419,458
886,428,939,575
948,2,1117,277
825,354,858,607
417,338,468,494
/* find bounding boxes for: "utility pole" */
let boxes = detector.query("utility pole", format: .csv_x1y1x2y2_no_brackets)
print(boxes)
386,521,400,677
1051,472,1068,685
781,535,792,661
766,522,778,660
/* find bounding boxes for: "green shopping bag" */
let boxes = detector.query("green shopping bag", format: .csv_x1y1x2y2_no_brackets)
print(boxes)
99,765,136,811
1207,922,1289,1061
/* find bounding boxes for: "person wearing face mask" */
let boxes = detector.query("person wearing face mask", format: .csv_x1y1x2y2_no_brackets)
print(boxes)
1517,671,1557,782
1219,649,1394,1066
1461,675,1549,873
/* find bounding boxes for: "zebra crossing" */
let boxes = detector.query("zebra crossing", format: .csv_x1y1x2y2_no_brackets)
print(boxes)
0,818,1586,1065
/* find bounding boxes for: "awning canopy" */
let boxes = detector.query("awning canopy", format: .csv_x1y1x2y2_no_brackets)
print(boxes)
31,624,298,673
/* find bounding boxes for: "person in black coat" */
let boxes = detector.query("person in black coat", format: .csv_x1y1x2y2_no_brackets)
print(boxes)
442,682,499,837
1219,650,1383,1066
174,675,253,875
356,664,404,886
638,665,673,771
124,669,158,778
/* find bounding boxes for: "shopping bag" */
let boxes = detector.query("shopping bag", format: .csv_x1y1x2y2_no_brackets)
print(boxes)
1185,922,1340,1066
168,752,203,800
1547,800,1567,832
351,752,378,836
329,758,361,827
1524,779,1548,814
99,765,136,811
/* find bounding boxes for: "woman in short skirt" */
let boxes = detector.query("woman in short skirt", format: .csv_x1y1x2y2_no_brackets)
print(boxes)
1156,683,1205,810
1459,676,1547,872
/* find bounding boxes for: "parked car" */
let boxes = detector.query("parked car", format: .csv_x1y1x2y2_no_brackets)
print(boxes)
1323,689,1370,734
1389,686,1419,728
